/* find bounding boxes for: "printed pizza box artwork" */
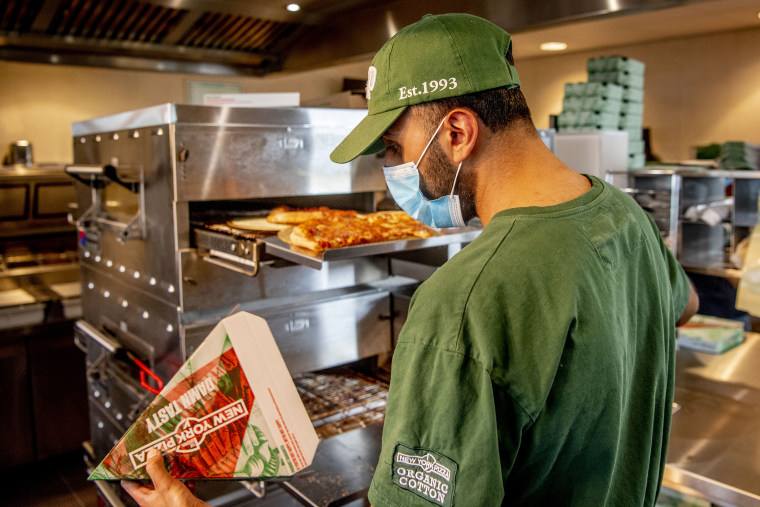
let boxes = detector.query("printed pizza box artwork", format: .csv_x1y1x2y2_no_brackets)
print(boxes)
89,312,318,480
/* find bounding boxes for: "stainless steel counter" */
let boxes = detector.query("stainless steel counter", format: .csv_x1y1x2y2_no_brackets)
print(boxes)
665,332,760,506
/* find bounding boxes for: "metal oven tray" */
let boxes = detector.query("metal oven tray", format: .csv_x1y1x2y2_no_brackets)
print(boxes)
294,369,388,440
261,226,481,269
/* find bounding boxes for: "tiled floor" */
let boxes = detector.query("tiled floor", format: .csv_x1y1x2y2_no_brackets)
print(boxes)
2,451,99,507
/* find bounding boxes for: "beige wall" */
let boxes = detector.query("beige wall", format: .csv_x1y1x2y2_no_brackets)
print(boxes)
1,26,759,163
0,59,371,163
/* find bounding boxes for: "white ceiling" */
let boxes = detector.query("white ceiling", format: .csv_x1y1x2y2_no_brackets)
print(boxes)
512,0,760,60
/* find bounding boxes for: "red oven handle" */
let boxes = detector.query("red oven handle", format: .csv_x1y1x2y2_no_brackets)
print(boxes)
131,356,164,395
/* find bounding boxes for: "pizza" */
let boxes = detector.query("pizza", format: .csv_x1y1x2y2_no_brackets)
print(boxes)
226,217,289,232
266,206,359,225
284,210,435,252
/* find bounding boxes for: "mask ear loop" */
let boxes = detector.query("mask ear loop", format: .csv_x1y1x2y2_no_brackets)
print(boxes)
417,114,463,197
450,161,463,196
415,115,448,166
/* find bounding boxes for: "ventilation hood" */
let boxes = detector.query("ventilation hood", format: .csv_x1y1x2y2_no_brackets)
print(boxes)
0,0,733,76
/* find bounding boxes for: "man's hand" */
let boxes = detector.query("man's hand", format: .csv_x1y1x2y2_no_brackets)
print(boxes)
121,449,209,507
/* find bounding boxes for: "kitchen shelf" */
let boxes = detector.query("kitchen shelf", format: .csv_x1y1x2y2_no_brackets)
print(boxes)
606,168,760,273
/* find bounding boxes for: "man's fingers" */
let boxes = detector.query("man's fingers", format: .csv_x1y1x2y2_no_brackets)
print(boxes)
121,479,154,504
144,448,174,490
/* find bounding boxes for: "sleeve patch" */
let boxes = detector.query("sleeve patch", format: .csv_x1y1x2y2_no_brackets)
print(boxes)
392,442,458,507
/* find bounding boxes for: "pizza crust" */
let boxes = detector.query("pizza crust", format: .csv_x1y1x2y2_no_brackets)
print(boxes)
266,206,330,224
284,226,323,252
227,217,290,232
267,206,364,225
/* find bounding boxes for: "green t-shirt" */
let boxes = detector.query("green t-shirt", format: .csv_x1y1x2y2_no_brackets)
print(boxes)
369,176,692,507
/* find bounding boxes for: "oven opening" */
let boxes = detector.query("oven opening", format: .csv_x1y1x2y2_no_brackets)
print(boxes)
188,193,379,229
295,361,390,440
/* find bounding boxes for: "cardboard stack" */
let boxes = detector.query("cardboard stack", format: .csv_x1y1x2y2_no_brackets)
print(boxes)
558,56,646,169
559,82,623,131
589,56,646,169
720,141,760,170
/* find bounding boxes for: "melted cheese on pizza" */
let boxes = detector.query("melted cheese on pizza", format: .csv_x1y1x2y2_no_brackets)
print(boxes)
288,210,434,252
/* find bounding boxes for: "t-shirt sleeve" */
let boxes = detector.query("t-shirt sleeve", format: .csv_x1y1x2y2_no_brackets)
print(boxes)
368,342,529,507
646,213,692,319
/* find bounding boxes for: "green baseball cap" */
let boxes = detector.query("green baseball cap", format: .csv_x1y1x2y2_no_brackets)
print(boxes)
330,13,521,164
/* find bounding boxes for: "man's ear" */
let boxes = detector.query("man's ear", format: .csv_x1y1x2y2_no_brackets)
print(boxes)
442,108,479,163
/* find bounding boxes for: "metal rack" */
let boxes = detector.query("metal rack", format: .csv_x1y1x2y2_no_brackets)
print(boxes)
606,168,760,277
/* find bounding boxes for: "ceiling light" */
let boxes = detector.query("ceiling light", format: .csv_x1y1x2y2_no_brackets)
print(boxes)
540,42,568,52
286,3,300,12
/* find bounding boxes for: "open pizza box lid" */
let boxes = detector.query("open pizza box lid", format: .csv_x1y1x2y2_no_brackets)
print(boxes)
89,312,319,480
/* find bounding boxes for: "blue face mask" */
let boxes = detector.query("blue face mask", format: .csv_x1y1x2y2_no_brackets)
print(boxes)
382,117,465,229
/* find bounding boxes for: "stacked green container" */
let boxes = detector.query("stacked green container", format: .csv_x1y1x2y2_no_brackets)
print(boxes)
558,56,646,169
558,82,623,132
588,56,646,169
720,141,760,170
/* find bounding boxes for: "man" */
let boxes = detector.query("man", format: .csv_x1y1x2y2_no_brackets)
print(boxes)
332,14,697,507
124,13,698,507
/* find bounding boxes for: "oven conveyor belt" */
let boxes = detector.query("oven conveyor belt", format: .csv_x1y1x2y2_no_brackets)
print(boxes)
294,370,388,440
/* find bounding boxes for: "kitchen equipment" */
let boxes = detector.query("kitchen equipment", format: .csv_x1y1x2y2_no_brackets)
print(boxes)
4,140,34,166
0,162,84,467
68,104,480,505
607,167,760,274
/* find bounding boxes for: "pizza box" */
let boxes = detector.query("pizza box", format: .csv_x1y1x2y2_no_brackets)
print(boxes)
88,312,318,480
201,93,300,107
677,314,745,354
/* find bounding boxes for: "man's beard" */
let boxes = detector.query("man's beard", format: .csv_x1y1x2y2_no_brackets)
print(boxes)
418,140,477,222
